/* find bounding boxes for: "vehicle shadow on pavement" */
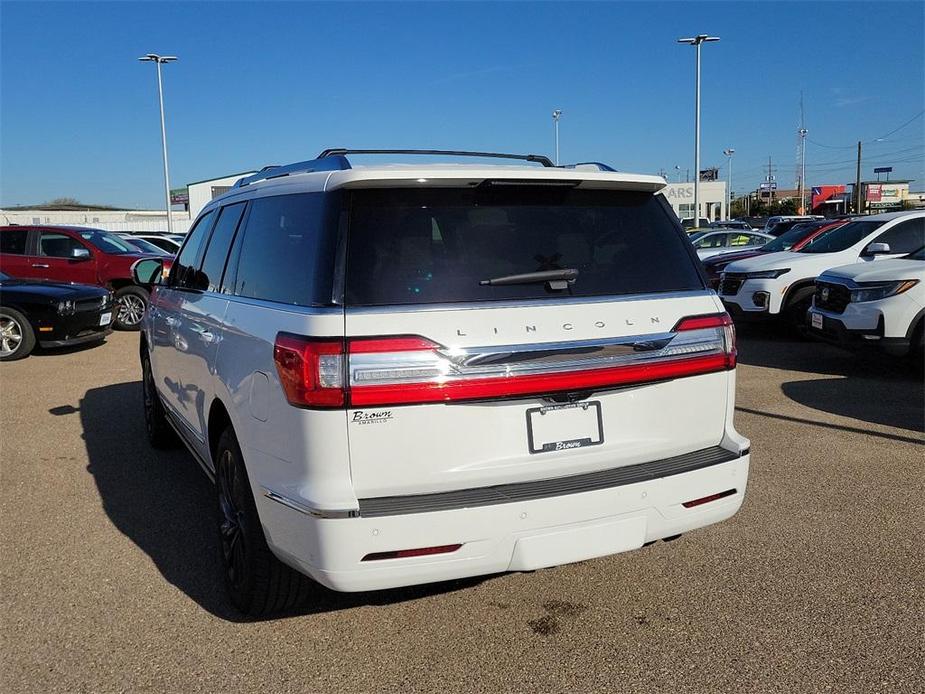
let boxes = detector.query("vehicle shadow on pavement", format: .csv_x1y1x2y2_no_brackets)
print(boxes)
735,327,924,437
78,382,487,622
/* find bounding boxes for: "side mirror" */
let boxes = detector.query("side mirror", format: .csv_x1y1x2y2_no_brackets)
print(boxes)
71,247,91,260
132,258,164,285
863,242,891,257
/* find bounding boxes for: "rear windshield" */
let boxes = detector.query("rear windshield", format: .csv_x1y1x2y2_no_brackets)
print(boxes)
344,187,703,306
798,221,881,253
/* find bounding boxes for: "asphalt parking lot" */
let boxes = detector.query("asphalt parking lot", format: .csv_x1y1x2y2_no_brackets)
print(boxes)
1,329,923,693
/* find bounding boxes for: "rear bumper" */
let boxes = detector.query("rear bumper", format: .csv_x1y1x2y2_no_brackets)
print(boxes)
259,450,749,592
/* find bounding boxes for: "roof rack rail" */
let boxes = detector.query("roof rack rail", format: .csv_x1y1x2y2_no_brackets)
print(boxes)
560,161,617,172
317,148,555,168
233,148,556,188
232,155,351,188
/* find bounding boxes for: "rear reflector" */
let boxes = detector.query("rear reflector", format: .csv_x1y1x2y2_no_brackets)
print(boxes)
361,544,463,561
682,488,737,508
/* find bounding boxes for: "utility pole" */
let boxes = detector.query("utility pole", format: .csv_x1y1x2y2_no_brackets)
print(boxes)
552,110,562,166
723,148,735,220
799,127,808,214
855,141,863,214
678,34,720,224
138,53,178,233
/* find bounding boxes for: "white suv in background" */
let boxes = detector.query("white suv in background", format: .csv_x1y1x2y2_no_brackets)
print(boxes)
134,149,749,615
719,211,925,324
808,246,925,358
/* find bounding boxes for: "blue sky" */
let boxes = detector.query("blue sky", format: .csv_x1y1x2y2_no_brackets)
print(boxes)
1,1,923,208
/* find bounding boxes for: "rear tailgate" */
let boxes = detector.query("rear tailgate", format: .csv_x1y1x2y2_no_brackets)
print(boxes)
341,183,733,499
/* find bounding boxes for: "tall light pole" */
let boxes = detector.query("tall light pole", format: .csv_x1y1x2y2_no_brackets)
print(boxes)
798,127,808,214
723,148,735,220
552,110,563,165
674,165,681,183
678,34,719,224
139,53,177,233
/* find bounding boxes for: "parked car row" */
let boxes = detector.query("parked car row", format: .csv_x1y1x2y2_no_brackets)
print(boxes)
713,211,924,358
0,225,173,352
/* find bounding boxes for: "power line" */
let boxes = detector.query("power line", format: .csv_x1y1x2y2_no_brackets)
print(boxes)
807,110,924,150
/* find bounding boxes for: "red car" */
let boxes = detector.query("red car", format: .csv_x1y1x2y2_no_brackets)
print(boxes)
701,219,849,289
0,226,173,330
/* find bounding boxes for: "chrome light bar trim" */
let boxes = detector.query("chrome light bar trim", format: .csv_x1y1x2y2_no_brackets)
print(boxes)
262,488,359,519
349,328,726,387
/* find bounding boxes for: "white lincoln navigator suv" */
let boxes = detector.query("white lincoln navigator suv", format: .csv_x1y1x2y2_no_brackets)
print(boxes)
135,149,750,615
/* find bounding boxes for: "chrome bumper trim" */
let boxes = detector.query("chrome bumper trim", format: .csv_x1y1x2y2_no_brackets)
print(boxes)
262,488,359,519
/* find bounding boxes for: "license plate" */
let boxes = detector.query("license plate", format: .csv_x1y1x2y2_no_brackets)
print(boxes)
811,311,823,330
526,401,604,454
99,312,112,326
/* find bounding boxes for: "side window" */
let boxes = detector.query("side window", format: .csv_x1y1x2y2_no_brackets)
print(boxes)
38,232,88,258
873,218,925,254
170,209,216,288
697,234,726,249
198,202,246,292
233,193,336,306
0,229,29,255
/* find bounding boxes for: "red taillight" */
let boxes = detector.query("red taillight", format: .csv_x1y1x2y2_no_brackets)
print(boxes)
682,488,737,508
349,353,729,406
362,544,463,561
349,336,438,353
273,333,345,408
674,312,736,369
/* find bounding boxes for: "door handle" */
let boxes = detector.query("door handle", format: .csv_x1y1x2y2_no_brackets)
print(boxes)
31,263,50,268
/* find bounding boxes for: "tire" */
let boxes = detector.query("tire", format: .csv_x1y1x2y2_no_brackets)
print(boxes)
141,351,177,448
215,426,315,616
0,308,36,361
783,287,815,334
114,286,149,331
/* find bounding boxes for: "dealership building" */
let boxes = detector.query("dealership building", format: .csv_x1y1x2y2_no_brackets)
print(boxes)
658,181,728,222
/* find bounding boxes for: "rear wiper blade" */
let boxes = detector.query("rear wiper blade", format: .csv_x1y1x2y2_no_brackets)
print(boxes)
479,268,578,290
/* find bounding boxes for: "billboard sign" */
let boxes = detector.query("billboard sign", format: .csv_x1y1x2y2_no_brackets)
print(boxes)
873,167,893,174
170,188,189,205
866,184,882,202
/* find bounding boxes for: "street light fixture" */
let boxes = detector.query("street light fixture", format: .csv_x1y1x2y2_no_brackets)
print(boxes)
723,148,735,220
138,53,178,233
552,110,562,165
678,34,719,225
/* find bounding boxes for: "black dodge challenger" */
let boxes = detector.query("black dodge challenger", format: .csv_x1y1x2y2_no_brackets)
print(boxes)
0,271,113,361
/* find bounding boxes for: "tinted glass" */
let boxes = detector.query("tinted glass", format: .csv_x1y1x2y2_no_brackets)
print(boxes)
0,271,9,280
77,229,135,254
345,187,703,306
872,218,925,254
696,234,727,249
170,210,216,288
906,247,924,260
0,229,28,255
39,232,87,258
763,226,818,252
799,221,882,253
199,202,246,292
233,193,338,306
124,237,171,256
